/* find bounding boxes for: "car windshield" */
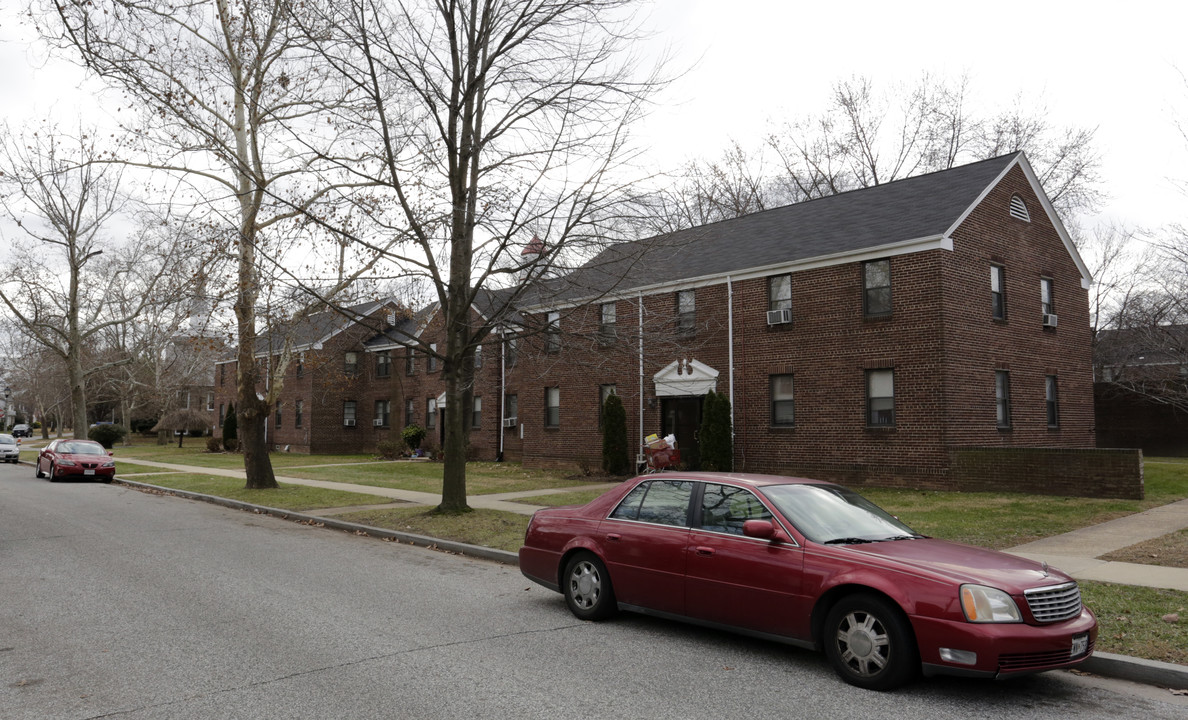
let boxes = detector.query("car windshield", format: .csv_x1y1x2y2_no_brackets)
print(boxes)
58,442,107,455
0,434,15,444
759,484,920,544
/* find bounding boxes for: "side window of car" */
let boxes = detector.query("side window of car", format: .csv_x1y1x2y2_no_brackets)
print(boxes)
699,483,772,535
609,483,649,521
636,481,694,527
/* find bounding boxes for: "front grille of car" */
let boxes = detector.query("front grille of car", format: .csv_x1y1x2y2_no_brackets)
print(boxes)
998,638,1094,673
1024,582,1082,623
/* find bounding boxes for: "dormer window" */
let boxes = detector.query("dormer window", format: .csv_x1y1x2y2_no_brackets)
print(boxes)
1009,195,1031,222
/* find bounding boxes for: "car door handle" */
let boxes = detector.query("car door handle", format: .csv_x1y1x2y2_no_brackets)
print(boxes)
694,546,715,556
606,533,622,542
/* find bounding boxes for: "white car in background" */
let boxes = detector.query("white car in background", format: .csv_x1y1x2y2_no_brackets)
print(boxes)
0,434,20,463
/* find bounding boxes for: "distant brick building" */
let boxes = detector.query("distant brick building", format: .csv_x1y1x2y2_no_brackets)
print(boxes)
214,153,1142,496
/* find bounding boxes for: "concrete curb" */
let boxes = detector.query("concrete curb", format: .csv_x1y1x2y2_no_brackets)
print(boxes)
1080,652,1188,691
113,478,520,566
110,474,1188,692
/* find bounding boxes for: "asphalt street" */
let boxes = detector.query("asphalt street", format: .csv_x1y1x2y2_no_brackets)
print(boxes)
3,463,1188,720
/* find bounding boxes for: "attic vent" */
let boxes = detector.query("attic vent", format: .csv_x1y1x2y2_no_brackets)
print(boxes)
387,311,396,325
1009,195,1031,222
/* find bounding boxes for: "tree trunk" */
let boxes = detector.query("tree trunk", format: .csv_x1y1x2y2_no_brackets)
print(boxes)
157,429,170,446
438,361,471,514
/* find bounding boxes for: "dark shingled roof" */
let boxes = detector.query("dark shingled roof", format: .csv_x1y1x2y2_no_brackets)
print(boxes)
524,153,1020,306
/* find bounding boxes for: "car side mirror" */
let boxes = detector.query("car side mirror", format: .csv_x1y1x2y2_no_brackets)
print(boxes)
743,519,785,542
108,451,114,457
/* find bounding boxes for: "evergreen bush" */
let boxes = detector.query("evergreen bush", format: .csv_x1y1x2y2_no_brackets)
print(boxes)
88,424,128,449
222,401,238,451
601,393,630,475
699,390,734,471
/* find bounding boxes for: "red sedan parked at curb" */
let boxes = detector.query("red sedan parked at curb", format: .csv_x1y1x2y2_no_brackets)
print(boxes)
519,472,1097,690
35,439,116,483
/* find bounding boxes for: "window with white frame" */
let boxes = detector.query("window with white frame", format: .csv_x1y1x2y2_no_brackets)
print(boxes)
866,369,895,426
991,265,1007,320
505,335,519,368
343,400,357,427
769,274,792,312
474,344,482,369
427,344,438,372
863,259,892,317
295,400,304,429
546,312,561,353
770,375,795,427
545,387,560,427
504,394,518,427
1041,277,1054,316
405,398,415,427
1045,375,1059,428
598,384,617,427
376,351,391,378
344,351,358,375
472,397,482,428
374,399,390,427
995,371,1011,428
275,402,282,428
676,290,695,335
599,302,617,342
406,349,416,376
426,398,438,429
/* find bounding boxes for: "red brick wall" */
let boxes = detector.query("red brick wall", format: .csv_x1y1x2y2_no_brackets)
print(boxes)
951,447,1143,499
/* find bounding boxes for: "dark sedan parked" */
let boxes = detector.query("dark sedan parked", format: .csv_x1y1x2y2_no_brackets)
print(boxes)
519,472,1096,690
35,440,116,483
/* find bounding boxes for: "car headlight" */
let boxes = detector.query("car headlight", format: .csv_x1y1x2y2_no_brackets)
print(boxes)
102,461,115,468
960,584,1022,623
57,459,77,466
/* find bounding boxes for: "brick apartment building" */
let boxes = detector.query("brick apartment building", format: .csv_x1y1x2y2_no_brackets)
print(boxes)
213,153,1142,496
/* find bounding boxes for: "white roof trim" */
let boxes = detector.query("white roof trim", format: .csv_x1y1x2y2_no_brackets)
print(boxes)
944,152,1093,290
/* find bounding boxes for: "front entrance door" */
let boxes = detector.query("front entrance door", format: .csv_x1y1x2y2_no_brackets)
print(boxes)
661,396,702,470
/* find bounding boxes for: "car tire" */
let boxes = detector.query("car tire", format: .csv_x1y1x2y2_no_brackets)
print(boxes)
823,593,918,691
562,552,617,621
35,461,44,479
48,463,58,482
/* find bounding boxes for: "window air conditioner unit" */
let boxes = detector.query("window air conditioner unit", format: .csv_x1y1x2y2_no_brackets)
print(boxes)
766,308,792,326
344,419,356,427
373,419,384,426
1042,313,1058,328
502,417,517,428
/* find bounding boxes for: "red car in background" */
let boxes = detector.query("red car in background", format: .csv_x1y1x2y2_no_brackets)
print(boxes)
35,439,116,483
519,472,1096,690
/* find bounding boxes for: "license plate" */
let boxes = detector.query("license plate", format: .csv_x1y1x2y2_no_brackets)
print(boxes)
84,469,95,476
1071,632,1089,657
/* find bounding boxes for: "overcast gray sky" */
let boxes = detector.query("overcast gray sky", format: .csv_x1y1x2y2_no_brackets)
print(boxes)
3,1,1186,232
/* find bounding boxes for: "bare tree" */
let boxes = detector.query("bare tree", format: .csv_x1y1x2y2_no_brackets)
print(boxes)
0,123,194,434
764,74,1103,215
301,0,664,512
37,0,413,488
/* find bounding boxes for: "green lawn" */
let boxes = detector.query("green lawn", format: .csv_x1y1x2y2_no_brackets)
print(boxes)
279,461,594,495
1080,581,1188,665
332,506,531,553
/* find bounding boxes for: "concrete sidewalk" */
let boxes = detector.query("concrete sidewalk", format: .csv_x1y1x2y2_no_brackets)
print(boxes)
1006,498,1188,592
113,456,618,515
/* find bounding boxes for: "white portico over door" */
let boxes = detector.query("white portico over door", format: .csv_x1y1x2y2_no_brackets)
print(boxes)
653,359,719,469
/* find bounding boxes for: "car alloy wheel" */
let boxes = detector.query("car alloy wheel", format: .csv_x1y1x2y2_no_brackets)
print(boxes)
48,462,58,482
562,553,616,621
823,594,918,690
35,461,45,478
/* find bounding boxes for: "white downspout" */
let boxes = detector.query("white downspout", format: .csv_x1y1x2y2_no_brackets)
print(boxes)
498,331,506,461
727,276,736,460
638,292,645,467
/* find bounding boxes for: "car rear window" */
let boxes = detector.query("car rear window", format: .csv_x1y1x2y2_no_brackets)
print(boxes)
609,480,693,527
